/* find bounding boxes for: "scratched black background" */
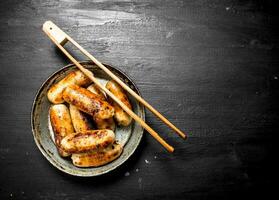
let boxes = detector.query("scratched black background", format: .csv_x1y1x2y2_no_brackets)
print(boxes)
0,0,278,199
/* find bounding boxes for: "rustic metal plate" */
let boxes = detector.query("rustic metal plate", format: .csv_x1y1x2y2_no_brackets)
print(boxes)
31,61,145,176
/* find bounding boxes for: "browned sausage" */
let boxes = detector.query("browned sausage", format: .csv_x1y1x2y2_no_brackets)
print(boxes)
62,84,114,120
69,104,92,132
106,80,132,126
49,104,74,157
60,130,115,153
87,84,106,101
93,117,116,131
87,84,116,131
71,142,123,167
47,70,91,104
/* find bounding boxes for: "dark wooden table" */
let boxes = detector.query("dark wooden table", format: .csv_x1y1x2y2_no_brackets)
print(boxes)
0,0,277,199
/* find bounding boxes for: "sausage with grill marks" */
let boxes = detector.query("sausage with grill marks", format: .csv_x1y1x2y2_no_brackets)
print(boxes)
62,84,114,120
60,129,115,153
49,104,74,157
47,70,91,104
87,84,116,131
71,142,123,167
106,80,132,126
69,104,92,132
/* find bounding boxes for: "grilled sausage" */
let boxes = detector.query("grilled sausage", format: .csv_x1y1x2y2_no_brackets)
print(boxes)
47,70,91,104
69,104,92,132
87,84,106,101
87,84,116,131
71,142,123,167
49,104,74,157
60,130,115,153
93,117,116,131
106,80,132,126
62,84,114,120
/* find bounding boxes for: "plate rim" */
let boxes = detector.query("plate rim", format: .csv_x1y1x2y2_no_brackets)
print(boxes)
31,61,145,177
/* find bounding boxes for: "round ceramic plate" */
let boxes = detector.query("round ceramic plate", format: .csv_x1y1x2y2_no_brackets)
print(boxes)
31,61,145,176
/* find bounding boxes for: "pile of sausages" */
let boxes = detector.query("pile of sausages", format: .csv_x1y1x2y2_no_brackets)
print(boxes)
47,70,132,167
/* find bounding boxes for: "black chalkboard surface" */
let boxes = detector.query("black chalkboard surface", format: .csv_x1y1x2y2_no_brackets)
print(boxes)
0,0,277,199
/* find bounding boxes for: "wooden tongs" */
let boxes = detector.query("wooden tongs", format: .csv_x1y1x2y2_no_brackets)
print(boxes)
42,21,186,153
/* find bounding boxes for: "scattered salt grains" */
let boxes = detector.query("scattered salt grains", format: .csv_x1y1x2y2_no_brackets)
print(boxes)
154,155,157,159
226,7,230,11
274,76,278,80
145,159,151,164
135,168,139,172
124,172,130,177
